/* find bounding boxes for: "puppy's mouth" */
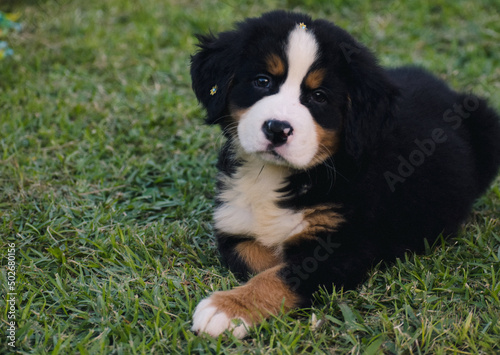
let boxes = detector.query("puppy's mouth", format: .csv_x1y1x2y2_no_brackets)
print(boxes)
257,146,287,164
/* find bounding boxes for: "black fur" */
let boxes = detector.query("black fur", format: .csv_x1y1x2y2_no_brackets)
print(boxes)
191,11,500,306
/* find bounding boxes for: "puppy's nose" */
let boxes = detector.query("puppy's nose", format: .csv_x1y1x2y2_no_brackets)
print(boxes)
262,120,294,147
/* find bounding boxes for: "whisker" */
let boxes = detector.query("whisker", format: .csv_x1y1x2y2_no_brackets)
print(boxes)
256,164,266,182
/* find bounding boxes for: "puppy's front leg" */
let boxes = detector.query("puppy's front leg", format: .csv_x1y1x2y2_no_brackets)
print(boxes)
191,264,300,338
217,235,283,279
192,206,351,338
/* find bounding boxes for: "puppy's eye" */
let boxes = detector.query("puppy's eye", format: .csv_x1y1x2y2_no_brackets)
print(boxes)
254,75,271,89
311,90,327,103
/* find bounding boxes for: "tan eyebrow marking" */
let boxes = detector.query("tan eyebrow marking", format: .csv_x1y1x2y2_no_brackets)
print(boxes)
305,68,327,89
266,53,286,76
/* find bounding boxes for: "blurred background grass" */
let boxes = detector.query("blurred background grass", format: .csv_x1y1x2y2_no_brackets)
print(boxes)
0,0,499,353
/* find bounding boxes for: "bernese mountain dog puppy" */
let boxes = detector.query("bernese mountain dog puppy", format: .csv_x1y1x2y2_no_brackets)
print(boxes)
190,10,500,338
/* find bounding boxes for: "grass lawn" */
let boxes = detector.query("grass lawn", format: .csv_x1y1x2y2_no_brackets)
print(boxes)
1,0,499,353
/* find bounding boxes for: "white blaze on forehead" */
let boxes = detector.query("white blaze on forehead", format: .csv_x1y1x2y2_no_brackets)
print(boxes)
284,26,319,92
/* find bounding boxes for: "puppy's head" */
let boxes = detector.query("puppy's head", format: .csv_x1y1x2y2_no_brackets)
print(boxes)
191,11,399,168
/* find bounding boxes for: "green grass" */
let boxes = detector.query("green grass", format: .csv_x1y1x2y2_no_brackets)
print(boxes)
0,0,499,353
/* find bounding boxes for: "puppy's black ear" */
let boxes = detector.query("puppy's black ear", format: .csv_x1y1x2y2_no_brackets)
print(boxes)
343,42,399,159
191,31,238,125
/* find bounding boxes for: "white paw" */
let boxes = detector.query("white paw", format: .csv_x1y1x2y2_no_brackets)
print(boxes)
191,297,250,338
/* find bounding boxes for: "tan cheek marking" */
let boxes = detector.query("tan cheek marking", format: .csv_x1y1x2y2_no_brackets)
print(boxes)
230,105,249,121
266,53,285,76
308,125,340,167
210,264,300,324
235,240,282,274
305,68,326,90
226,105,249,137
286,205,344,245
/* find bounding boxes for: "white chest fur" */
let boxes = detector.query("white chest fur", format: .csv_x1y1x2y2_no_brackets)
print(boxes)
214,158,306,247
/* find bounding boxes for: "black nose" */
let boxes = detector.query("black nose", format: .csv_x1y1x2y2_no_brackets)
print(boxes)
262,120,294,147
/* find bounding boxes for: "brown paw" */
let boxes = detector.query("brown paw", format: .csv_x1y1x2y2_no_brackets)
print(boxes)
192,265,299,338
